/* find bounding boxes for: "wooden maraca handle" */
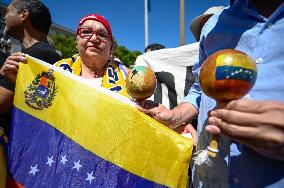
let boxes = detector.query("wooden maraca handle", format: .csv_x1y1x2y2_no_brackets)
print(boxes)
207,134,219,157
207,102,226,157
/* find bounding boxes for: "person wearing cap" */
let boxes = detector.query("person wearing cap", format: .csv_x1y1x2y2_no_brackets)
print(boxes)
188,0,284,187
139,1,284,186
187,0,284,187
54,14,129,97
190,6,224,41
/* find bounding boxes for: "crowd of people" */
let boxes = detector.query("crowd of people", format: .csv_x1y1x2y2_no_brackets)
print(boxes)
1,0,284,187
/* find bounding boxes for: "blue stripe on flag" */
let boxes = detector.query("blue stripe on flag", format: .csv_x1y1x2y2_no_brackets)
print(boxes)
216,66,257,83
8,107,167,188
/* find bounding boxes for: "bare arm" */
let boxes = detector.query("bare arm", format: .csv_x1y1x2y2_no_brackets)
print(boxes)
0,86,14,114
137,101,198,129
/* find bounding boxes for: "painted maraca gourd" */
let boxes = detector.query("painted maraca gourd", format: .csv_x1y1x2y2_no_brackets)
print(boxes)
200,49,257,104
126,66,156,100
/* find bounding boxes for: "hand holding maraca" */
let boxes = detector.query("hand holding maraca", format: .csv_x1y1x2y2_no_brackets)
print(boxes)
196,49,257,163
206,99,284,160
126,66,171,125
127,66,180,127
129,66,198,143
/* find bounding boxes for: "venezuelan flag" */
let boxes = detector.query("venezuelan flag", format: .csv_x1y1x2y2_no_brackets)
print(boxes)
215,52,257,96
8,56,193,187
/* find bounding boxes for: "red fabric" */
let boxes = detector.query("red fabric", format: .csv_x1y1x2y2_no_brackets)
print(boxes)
40,76,48,86
6,175,25,188
76,14,113,42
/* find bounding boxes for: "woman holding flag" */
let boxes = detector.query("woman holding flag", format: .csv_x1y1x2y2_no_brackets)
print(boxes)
0,13,130,186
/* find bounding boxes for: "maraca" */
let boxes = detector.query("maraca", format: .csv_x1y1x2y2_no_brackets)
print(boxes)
126,66,156,101
199,49,257,158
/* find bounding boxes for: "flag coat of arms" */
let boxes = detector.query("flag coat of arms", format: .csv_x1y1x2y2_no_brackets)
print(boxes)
8,56,193,188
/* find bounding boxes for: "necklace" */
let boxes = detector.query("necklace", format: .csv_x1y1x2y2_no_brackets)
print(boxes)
91,71,100,78
88,66,107,78
81,62,108,79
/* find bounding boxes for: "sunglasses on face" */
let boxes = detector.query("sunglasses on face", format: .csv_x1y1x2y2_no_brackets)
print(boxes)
78,27,110,42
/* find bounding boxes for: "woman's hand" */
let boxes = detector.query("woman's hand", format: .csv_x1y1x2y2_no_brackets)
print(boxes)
137,100,198,130
136,100,180,129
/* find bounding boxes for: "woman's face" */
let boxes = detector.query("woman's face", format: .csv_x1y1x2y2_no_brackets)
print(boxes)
77,20,112,68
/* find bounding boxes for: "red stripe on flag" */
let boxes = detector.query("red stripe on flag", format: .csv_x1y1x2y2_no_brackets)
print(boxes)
6,175,25,188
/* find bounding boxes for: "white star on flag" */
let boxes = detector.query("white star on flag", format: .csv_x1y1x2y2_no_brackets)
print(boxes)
60,155,68,164
85,171,95,184
46,156,55,167
29,164,39,175
73,160,82,172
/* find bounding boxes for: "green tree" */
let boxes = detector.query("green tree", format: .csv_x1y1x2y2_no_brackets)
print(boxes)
113,45,141,67
50,34,77,58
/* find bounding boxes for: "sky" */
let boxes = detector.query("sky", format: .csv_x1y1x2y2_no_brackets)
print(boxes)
2,0,229,52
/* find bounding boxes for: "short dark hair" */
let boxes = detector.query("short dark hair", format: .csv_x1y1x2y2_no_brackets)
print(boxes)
13,0,52,35
144,43,165,52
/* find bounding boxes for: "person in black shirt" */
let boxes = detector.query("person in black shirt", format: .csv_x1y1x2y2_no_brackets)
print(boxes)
0,0,60,143
1,0,61,90
0,52,8,67
0,51,9,188
0,51,11,135
0,51,9,129
0,1,60,185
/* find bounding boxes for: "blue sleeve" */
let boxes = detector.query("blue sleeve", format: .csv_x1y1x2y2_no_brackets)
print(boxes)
183,38,207,111
183,9,225,110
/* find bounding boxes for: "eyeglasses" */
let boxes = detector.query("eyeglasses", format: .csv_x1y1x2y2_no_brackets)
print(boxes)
77,27,110,42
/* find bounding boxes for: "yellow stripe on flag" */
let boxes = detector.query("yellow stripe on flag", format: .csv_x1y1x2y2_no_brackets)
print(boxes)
216,53,257,71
